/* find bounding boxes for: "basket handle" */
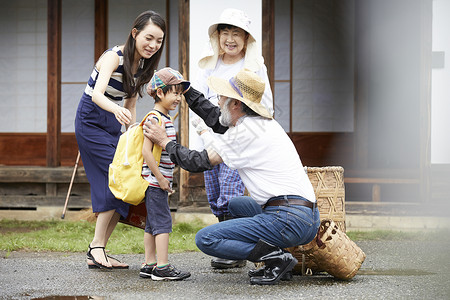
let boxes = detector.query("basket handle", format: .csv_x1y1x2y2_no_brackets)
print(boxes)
316,219,333,248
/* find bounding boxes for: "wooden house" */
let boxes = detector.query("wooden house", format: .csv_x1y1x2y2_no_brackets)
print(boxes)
0,0,448,217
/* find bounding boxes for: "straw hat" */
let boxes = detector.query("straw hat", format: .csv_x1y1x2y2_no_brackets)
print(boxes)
207,69,272,119
198,8,263,72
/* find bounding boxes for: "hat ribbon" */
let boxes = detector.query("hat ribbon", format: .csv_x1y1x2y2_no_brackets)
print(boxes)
229,77,243,98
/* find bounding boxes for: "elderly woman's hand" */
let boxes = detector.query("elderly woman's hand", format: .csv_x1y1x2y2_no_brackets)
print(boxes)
143,118,171,149
191,117,209,135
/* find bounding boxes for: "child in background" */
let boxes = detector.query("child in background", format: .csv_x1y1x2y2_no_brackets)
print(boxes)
139,67,191,281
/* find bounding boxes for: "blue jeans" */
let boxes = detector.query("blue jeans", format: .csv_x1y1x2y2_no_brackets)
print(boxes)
144,186,172,235
195,196,320,260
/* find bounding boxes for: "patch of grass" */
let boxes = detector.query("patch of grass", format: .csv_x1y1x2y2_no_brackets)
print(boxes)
169,220,205,253
0,219,53,231
0,219,205,254
2,220,446,254
347,229,448,241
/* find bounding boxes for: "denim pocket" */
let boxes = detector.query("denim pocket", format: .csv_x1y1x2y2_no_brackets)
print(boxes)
287,208,313,227
281,208,316,246
104,110,121,135
78,99,95,120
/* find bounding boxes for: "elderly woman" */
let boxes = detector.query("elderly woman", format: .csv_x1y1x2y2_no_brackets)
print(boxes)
191,8,274,269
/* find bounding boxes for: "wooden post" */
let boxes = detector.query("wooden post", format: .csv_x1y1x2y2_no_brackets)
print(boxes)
372,184,381,202
94,0,108,61
289,0,293,133
166,0,170,66
262,0,274,102
178,0,190,205
47,0,62,167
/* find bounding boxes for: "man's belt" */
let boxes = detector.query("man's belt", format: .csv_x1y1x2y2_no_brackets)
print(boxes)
264,195,315,209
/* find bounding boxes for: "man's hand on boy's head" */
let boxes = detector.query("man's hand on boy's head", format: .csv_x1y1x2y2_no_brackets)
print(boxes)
143,118,171,149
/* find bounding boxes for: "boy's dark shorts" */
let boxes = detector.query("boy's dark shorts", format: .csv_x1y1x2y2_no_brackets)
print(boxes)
144,186,172,235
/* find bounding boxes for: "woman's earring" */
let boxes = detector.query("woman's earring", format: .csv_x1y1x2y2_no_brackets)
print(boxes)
139,58,144,69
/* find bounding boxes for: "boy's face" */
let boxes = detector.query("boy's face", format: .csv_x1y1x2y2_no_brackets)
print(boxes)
157,86,182,111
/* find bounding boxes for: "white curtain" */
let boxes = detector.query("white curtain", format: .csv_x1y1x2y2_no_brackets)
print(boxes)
0,0,48,132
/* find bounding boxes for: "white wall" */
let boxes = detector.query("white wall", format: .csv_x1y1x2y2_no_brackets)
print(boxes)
274,0,291,131
431,0,450,164
61,0,95,133
290,0,354,132
0,0,47,132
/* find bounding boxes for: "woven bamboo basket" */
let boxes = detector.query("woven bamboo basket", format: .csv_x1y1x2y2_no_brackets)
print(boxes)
291,219,366,280
306,166,346,232
288,166,346,274
258,166,347,274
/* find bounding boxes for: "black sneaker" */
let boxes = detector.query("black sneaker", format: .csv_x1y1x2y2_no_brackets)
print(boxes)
211,257,247,269
151,264,191,281
139,263,155,278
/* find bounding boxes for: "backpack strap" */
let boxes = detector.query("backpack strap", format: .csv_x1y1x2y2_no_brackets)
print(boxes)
143,110,163,166
139,111,155,126
139,110,173,126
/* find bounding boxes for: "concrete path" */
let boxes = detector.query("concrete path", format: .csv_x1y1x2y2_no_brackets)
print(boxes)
1,237,449,300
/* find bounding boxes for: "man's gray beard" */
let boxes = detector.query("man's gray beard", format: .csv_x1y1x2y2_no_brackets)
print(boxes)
219,99,233,127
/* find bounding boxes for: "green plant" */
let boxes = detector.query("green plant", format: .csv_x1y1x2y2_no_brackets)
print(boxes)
0,219,205,254
346,229,446,241
1,220,446,254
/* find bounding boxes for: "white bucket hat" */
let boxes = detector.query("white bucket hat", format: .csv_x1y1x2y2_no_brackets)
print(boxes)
198,8,263,72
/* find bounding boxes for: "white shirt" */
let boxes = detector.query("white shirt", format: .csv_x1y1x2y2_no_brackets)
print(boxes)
202,116,316,205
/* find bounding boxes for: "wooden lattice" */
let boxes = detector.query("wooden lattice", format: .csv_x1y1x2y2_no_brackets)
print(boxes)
306,166,346,232
288,166,347,275
290,219,366,280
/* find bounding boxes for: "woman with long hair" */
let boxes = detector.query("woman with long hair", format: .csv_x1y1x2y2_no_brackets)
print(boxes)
75,10,166,270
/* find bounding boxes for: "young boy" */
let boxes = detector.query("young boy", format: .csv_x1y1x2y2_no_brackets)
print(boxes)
139,67,191,281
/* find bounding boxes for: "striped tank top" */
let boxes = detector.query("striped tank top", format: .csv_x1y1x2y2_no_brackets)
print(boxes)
141,111,177,188
83,45,127,101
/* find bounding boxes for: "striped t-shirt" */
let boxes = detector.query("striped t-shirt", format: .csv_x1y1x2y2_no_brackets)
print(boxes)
141,111,176,188
83,45,127,101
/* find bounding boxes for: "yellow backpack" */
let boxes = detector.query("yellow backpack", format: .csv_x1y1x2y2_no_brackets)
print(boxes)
109,110,163,205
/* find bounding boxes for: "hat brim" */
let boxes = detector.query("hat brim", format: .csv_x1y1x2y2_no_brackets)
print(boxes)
147,81,190,95
207,76,272,119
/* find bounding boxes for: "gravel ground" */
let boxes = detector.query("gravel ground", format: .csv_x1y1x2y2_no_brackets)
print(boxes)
1,238,449,300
